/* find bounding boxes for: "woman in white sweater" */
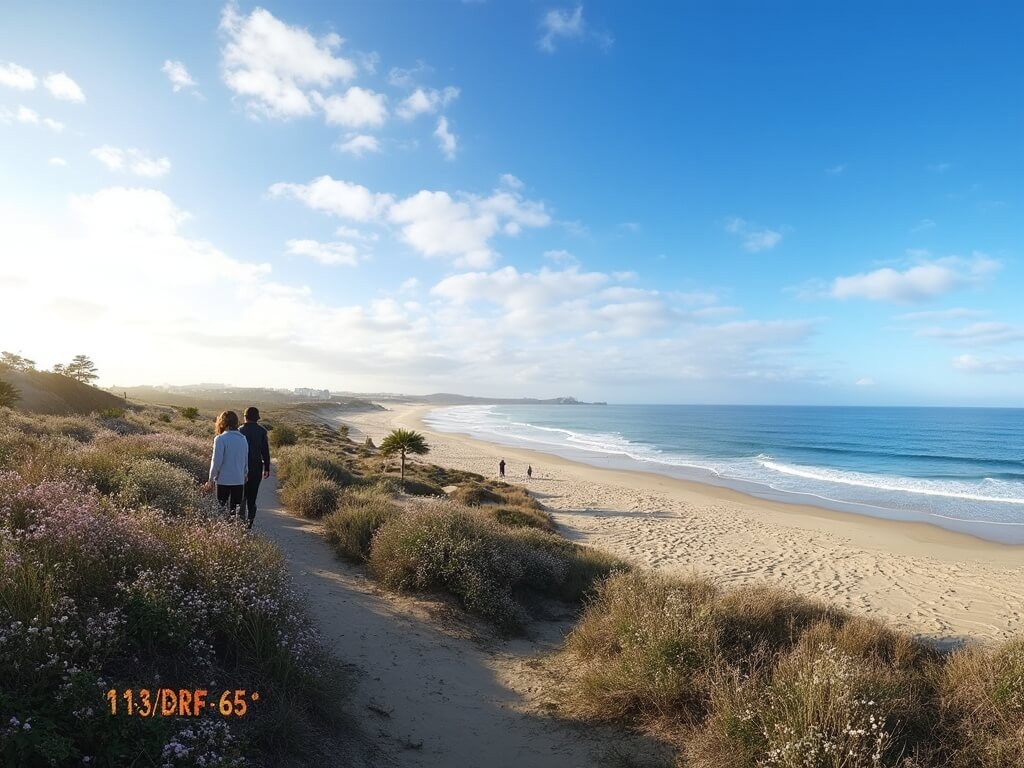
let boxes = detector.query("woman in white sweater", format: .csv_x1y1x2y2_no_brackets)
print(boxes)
204,410,249,518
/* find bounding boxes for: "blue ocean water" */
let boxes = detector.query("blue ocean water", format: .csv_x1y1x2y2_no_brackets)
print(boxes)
424,404,1024,544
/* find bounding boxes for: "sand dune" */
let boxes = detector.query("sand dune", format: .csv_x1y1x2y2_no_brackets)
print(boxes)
343,404,1023,645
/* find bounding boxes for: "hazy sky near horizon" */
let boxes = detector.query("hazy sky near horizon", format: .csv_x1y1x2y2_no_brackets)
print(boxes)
1,1,1022,405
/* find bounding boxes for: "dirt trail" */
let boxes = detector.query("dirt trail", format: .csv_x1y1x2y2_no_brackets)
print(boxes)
254,475,658,768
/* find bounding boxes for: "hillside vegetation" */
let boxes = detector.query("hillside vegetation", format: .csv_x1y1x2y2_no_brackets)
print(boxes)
0,366,126,414
0,405,350,766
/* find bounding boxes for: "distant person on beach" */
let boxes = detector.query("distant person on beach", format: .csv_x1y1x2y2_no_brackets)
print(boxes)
204,410,248,520
527,465,532,479
239,406,271,529
499,459,505,478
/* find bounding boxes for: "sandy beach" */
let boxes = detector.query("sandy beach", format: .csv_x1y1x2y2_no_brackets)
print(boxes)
341,403,1024,645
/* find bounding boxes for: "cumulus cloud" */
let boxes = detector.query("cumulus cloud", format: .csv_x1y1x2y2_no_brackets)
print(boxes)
90,146,172,178
48,157,67,167
336,134,381,156
1,105,65,132
269,176,394,221
162,59,198,92
894,308,987,322
725,217,783,253
830,254,998,303
320,86,387,127
0,62,37,90
434,116,457,159
396,86,459,119
219,4,355,118
855,377,875,387
43,71,85,103
285,238,361,266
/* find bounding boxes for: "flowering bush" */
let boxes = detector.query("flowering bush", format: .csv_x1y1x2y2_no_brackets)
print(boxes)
0,410,343,765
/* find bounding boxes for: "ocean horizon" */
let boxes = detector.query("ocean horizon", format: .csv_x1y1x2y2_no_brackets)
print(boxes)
425,403,1024,544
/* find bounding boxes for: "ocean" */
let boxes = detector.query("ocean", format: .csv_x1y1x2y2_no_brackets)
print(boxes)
424,404,1024,544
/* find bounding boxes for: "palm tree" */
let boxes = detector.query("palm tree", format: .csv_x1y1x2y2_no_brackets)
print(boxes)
379,428,429,491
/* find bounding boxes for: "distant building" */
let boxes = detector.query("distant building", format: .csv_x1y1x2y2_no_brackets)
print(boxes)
293,387,331,399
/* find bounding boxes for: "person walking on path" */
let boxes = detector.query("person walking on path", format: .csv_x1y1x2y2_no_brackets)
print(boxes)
239,406,271,529
499,459,506,478
204,410,249,520
527,465,532,479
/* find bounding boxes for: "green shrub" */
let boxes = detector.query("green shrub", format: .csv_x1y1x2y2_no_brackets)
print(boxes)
178,406,200,421
689,622,938,768
157,413,171,423
97,407,126,419
450,482,503,506
400,478,445,497
280,471,341,518
940,638,1024,767
276,446,355,487
486,505,555,532
322,487,401,562
269,423,299,449
117,458,201,515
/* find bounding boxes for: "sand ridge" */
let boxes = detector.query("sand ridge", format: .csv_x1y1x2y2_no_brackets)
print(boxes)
343,404,1023,645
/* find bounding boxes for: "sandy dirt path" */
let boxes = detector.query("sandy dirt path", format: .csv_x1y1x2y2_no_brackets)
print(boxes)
254,474,661,768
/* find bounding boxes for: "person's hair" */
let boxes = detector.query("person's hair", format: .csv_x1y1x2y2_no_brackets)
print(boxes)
244,406,260,422
216,410,239,434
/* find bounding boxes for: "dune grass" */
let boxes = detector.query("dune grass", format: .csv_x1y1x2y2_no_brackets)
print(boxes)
0,406,349,765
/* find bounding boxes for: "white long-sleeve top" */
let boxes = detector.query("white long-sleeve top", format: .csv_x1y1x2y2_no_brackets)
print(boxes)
209,430,249,485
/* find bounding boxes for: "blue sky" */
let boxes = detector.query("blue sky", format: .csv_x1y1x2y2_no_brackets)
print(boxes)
0,1,1021,404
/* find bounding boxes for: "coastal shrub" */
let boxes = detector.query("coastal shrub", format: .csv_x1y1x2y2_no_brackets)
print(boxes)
280,471,341,519
276,445,355,487
97,407,126,419
940,638,1024,767
510,528,626,602
178,405,200,421
450,482,503,506
689,622,938,768
0,448,343,766
486,505,555,532
269,423,299,449
368,502,567,631
98,414,148,436
117,457,201,515
322,487,401,562
399,478,445,497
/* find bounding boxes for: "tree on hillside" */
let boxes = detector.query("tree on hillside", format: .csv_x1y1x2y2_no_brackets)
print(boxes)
0,352,35,371
64,355,99,384
0,379,20,408
379,428,430,491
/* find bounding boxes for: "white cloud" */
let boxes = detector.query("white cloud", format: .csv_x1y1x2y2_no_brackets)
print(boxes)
725,217,782,252
90,146,172,178
320,86,387,127
0,62,37,90
396,86,459,119
434,116,457,159
855,377,874,387
830,254,998,303
916,322,1024,346
499,173,524,190
387,61,432,89
48,157,67,167
952,355,1024,375
336,133,381,156
285,238,361,266
399,277,419,292
544,249,578,265
44,72,85,103
1,105,63,131
389,187,550,267
539,5,584,52
269,176,394,221
895,308,986,322
335,225,378,242
911,218,936,233
162,60,197,92
219,5,355,118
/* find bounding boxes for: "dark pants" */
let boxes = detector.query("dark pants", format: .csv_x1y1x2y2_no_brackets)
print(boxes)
244,474,262,522
217,484,244,516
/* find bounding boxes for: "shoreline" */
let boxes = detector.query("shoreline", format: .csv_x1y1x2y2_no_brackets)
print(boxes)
341,403,1023,644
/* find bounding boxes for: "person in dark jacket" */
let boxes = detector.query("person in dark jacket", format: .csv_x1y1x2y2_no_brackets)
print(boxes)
239,406,271,529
